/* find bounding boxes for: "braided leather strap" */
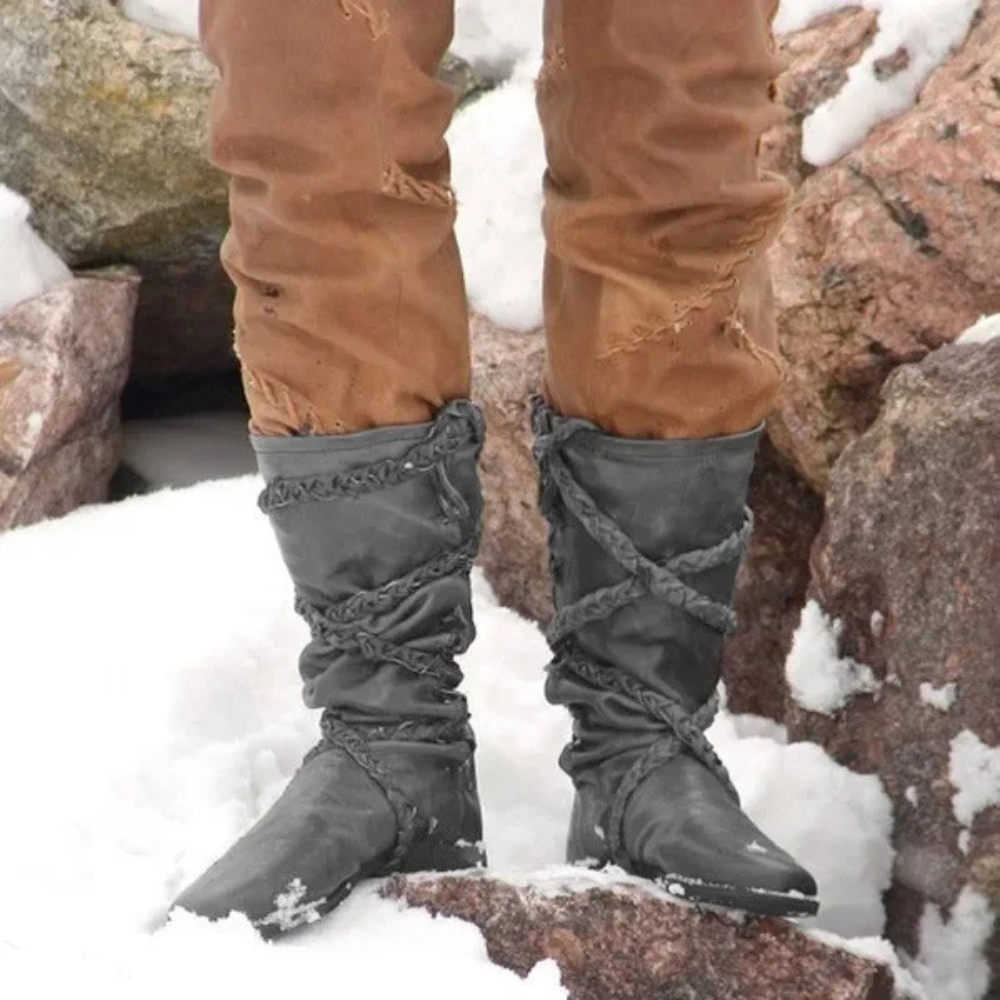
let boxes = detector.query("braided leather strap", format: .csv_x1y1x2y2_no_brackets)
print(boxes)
268,400,484,871
259,402,481,514
532,399,750,867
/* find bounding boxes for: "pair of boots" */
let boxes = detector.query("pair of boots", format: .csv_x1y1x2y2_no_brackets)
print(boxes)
174,400,818,937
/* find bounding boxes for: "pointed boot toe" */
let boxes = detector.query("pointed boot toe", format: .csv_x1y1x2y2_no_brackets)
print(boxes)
172,750,398,934
624,756,818,915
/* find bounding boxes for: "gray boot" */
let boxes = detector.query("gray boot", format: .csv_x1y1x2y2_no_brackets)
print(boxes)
533,400,818,918
173,401,487,937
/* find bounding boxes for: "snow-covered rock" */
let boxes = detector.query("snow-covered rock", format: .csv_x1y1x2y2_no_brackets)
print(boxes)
388,872,898,1000
765,0,1000,491
790,340,1000,994
0,185,72,318
0,0,229,379
775,0,982,167
786,601,881,716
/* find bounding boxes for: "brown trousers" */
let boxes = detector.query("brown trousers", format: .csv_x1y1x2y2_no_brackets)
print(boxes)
200,0,789,440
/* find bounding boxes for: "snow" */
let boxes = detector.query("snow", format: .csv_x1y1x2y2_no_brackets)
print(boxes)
870,610,886,638
786,601,881,716
123,412,256,491
919,682,958,713
948,730,1000,828
453,0,542,77
451,58,546,332
911,889,995,1000
955,314,1000,346
0,476,899,991
774,0,982,167
120,0,198,39
713,712,894,939
0,184,72,318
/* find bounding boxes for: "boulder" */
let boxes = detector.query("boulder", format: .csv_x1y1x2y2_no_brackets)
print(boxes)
765,0,1000,490
788,341,1000,978
384,873,897,1000
761,8,879,187
0,0,488,382
724,438,823,721
0,0,228,378
471,313,550,624
0,267,138,530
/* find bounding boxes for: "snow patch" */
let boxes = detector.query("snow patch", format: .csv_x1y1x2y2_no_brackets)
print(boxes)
709,712,895,938
955,314,1000,346
949,730,1000,828
451,58,546,331
123,412,256,491
786,601,881,716
911,888,994,1000
730,713,789,744
905,785,920,808
454,0,542,76
870,610,886,638
919,682,957,713
775,1,981,166
121,0,199,40
0,185,72,318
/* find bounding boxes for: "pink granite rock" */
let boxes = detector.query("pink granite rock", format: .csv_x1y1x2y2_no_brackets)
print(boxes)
471,312,551,624
789,341,1000,980
0,267,138,529
766,0,1000,490
385,873,897,1000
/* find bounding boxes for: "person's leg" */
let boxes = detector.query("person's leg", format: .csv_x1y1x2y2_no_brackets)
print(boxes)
174,0,486,937
534,0,818,916
538,0,787,440
202,0,470,435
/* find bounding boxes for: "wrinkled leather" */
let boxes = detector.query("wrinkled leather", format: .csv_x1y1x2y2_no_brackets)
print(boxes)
173,409,486,935
542,419,818,907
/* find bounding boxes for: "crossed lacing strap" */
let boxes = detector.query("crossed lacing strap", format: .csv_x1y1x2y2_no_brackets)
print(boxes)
531,399,753,867
259,400,484,869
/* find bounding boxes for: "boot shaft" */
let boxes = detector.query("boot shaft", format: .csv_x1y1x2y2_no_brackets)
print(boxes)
533,400,758,781
254,401,485,739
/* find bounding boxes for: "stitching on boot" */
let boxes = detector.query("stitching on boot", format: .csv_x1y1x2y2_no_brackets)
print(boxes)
338,0,391,41
598,194,789,361
381,161,456,207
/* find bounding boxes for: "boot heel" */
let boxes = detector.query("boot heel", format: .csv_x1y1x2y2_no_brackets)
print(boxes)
398,832,486,875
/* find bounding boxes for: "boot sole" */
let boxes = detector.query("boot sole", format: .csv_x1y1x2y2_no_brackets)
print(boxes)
254,834,487,941
655,871,819,919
